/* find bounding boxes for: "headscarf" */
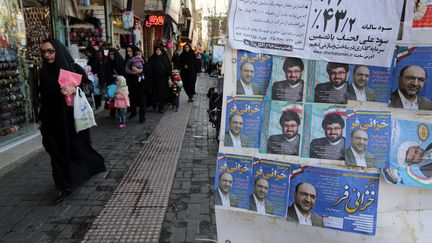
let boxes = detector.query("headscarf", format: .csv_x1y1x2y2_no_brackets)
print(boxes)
107,48,125,76
125,44,140,63
84,45,102,77
39,39,75,95
179,43,197,69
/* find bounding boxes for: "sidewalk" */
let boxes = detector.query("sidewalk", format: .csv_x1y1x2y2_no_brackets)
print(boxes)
0,74,219,242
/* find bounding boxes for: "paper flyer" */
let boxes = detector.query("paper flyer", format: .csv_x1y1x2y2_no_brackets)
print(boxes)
389,46,432,111
345,110,391,168
224,96,264,148
269,56,308,102
301,104,346,161
288,165,380,235
236,50,272,96
382,118,432,188
215,153,253,210
249,159,291,217
260,101,303,157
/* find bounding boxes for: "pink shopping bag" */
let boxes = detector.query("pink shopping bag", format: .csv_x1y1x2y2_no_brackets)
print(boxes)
58,69,82,106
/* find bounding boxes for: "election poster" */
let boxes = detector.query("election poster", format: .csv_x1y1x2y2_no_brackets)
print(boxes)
249,159,291,217
301,104,346,161
390,46,432,111
228,0,404,67
224,96,264,148
306,60,350,104
260,101,303,157
345,110,392,168
398,0,432,44
346,65,393,103
236,50,273,96
215,153,253,210
269,56,308,102
382,118,432,188
288,165,380,235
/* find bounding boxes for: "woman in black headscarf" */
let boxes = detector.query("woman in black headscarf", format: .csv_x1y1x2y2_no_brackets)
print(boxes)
179,43,199,102
124,44,149,123
104,48,125,118
84,45,103,109
38,39,106,205
148,46,171,113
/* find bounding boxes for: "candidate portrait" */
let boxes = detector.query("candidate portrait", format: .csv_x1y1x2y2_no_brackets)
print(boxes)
224,114,248,147
249,178,274,215
215,172,238,207
267,110,301,156
345,130,376,167
346,66,372,102
271,57,305,102
389,65,432,110
309,113,346,160
236,62,258,95
287,182,324,227
314,62,349,104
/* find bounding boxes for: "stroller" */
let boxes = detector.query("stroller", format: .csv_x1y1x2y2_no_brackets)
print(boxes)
104,84,117,112
207,77,223,141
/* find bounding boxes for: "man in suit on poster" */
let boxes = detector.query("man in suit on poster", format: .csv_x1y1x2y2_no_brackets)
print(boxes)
271,57,305,102
267,110,301,155
224,114,248,147
249,178,274,215
346,66,372,102
345,130,376,167
389,65,432,110
215,172,238,207
314,62,349,104
236,62,258,95
309,113,346,160
287,182,324,227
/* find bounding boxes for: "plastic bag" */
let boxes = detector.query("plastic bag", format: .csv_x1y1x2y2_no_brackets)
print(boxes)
74,87,97,132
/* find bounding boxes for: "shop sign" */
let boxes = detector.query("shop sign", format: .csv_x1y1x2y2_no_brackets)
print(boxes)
145,15,164,27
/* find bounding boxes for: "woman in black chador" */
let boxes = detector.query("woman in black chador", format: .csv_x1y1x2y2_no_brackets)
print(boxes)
38,39,106,205
179,43,199,102
105,48,126,117
148,46,171,113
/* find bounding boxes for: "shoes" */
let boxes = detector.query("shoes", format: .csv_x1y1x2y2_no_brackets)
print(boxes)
139,117,146,124
174,107,178,112
188,99,194,102
53,189,71,205
119,124,126,128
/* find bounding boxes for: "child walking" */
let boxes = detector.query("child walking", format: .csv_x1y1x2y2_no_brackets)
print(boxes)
169,69,183,111
114,76,130,128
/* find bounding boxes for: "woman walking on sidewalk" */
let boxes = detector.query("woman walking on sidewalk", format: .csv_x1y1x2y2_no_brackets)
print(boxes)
179,43,199,102
148,46,171,113
38,39,106,205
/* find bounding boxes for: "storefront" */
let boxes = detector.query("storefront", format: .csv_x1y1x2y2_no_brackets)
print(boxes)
0,0,52,149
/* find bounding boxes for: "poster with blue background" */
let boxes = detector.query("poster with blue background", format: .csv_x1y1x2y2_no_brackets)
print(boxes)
215,153,253,210
225,96,263,148
345,110,391,168
390,46,432,110
236,50,272,96
250,159,291,217
382,119,432,188
347,65,393,103
301,104,346,161
259,101,303,157
289,165,380,235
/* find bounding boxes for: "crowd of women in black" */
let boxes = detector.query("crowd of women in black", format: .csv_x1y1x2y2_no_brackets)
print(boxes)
37,40,201,205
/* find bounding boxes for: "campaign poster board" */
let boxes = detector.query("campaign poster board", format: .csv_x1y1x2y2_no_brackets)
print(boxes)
236,50,273,96
268,56,308,102
215,153,253,210
260,102,303,157
345,110,392,168
228,0,404,67
398,0,432,44
390,46,432,111
288,165,380,235
224,96,264,148
382,118,432,188
301,104,346,161
250,159,291,217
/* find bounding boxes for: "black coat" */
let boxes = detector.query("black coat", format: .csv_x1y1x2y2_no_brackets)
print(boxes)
179,48,198,97
39,39,105,191
148,53,171,103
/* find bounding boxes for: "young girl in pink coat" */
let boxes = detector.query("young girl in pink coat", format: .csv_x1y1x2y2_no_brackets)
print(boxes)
114,76,130,128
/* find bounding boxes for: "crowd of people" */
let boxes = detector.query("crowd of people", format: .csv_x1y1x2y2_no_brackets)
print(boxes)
37,39,210,205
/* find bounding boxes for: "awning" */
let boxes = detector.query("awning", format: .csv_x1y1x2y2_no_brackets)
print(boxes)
58,0,83,20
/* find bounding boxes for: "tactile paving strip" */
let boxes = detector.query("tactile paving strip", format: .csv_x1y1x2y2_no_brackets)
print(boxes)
83,103,193,242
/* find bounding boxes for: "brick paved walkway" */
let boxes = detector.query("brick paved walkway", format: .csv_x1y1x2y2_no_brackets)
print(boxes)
0,74,219,242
